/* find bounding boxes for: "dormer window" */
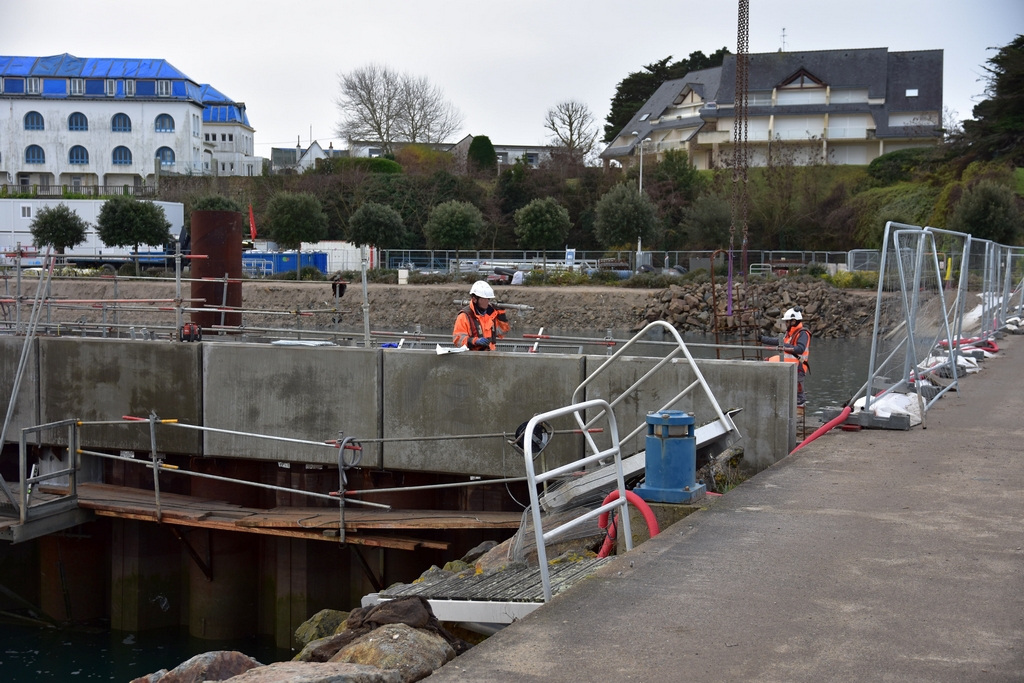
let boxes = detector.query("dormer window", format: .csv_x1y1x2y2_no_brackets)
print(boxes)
778,69,826,105
70,78,84,95
158,80,172,97
639,113,650,122
105,79,117,96
125,79,135,97
26,77,40,94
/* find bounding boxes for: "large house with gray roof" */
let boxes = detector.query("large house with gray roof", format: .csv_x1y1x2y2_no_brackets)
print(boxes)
601,47,943,169
0,53,263,192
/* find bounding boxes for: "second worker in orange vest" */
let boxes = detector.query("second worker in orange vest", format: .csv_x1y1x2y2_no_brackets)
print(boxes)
761,307,811,406
453,280,510,351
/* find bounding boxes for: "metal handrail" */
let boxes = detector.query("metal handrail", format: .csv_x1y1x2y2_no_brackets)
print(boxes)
523,398,630,602
570,320,735,457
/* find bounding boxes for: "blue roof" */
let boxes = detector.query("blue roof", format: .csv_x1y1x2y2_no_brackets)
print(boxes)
0,53,194,80
198,84,251,126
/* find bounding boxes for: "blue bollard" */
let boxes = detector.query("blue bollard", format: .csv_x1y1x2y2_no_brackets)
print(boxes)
634,410,705,504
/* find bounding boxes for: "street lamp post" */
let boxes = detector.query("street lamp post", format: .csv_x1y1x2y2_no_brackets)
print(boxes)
630,132,651,271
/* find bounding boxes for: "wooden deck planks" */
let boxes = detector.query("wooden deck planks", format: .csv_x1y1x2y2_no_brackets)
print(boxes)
66,482,523,551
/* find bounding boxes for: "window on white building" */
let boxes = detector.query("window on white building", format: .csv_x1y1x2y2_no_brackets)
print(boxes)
21,206,31,218
221,134,227,142
105,79,117,97
68,112,89,131
26,77,40,94
125,79,135,97
228,134,233,142
70,78,84,95
158,80,172,97
111,113,132,132
155,114,175,132
155,147,175,166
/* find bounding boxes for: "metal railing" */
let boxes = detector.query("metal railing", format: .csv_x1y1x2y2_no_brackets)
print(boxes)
523,398,630,602
0,184,157,198
570,320,736,457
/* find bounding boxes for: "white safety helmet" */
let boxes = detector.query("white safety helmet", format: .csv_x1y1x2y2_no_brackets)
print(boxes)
782,308,803,321
470,281,496,300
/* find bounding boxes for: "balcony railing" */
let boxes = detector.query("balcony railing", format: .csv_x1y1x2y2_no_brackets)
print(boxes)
0,184,157,198
826,127,869,139
773,130,825,141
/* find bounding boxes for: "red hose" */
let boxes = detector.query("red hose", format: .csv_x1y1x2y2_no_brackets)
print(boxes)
790,405,852,455
597,490,661,558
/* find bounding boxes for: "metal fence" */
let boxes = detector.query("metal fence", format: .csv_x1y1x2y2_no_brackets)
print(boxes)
0,184,157,198
381,249,863,275
863,221,1024,423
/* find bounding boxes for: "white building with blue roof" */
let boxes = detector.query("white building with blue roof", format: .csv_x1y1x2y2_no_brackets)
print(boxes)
0,53,262,192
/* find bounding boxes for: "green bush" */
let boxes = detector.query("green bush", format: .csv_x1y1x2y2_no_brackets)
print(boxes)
408,272,450,284
588,269,626,284
191,195,242,213
867,147,937,185
524,270,590,286
314,157,403,174
620,272,672,289
268,266,327,281
822,270,879,289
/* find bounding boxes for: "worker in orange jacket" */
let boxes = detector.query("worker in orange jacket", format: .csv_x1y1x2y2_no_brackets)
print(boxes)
453,281,509,351
761,307,811,407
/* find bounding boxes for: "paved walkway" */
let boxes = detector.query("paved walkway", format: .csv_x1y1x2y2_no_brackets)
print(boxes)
432,338,1024,682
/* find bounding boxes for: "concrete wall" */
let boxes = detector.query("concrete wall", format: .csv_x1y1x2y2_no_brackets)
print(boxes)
39,337,202,453
583,355,796,471
6,337,795,473
381,350,585,477
202,344,381,466
0,336,39,441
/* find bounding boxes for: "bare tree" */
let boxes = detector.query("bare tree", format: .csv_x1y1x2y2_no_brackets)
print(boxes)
335,64,463,154
544,100,599,163
335,64,404,154
396,75,464,143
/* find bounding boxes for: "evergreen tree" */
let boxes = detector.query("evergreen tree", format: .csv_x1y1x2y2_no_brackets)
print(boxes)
96,196,172,275
29,203,88,254
423,200,484,278
265,192,329,279
593,182,659,249
347,201,405,248
948,180,1022,245
514,197,571,273
963,34,1024,163
467,135,497,174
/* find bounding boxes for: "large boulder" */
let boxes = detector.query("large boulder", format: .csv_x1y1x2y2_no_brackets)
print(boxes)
296,609,351,645
294,632,366,663
131,651,262,683
330,623,455,683
219,661,401,683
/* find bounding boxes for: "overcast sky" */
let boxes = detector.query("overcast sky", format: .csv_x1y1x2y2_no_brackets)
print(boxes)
2,0,1020,160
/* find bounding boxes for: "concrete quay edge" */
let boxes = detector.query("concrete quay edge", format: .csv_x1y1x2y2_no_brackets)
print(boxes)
430,337,1024,682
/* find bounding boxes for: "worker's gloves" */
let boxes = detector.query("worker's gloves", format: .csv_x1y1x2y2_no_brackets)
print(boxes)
472,337,490,349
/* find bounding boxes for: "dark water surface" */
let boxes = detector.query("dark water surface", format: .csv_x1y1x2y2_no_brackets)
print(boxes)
0,623,290,682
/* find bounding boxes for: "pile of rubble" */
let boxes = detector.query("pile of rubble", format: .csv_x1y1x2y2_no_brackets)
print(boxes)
639,279,885,338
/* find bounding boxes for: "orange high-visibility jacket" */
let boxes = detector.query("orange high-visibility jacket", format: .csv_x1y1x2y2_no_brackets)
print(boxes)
453,305,509,351
780,322,811,372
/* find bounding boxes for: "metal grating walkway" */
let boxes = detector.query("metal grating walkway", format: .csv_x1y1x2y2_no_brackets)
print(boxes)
378,557,613,623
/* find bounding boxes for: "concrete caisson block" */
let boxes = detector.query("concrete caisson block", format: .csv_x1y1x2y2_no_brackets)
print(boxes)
0,336,40,443
382,350,585,477
39,337,202,453
203,344,381,465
